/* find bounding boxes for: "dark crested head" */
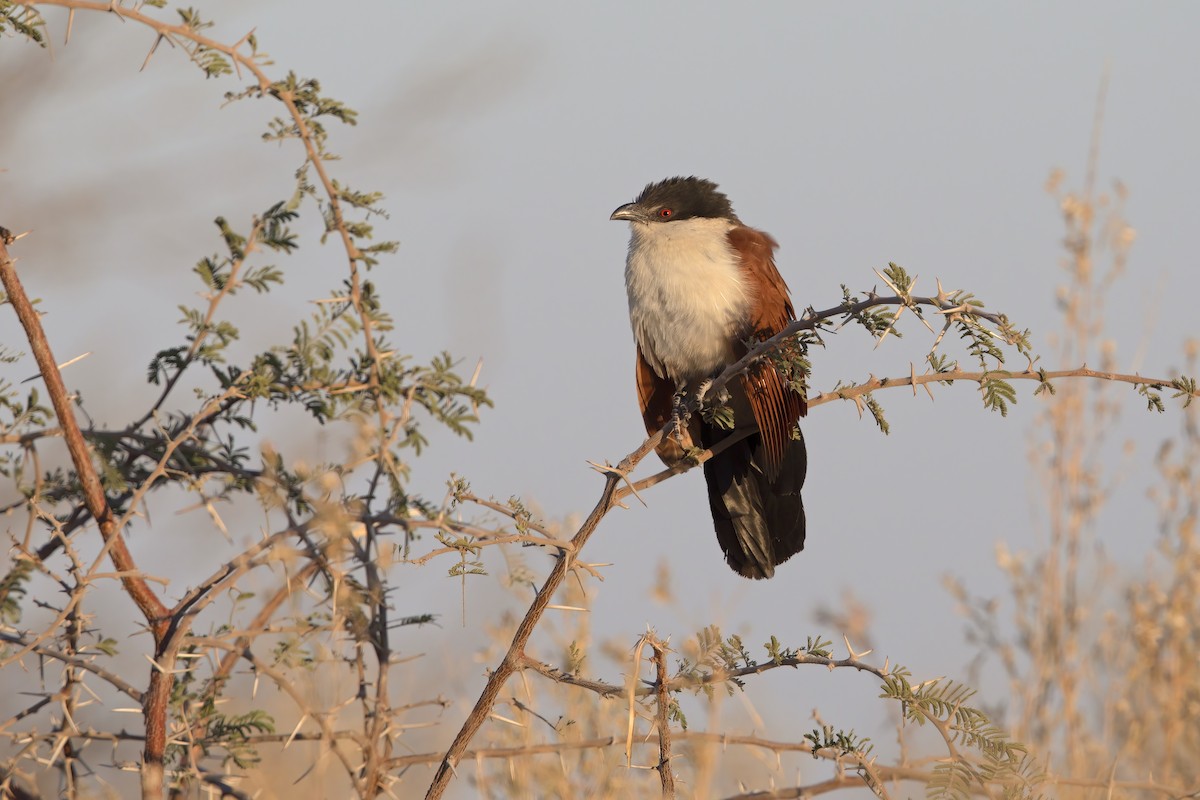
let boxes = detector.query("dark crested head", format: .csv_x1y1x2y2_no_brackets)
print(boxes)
610,176,738,224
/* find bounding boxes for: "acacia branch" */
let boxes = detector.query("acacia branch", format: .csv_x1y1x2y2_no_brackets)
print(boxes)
405,726,1199,798
700,290,1007,405
649,636,676,797
808,365,1199,409
400,533,575,566
522,647,885,700
0,232,167,631
0,632,143,703
189,637,365,790
0,231,176,796
518,654,624,698
136,219,264,425
423,429,664,798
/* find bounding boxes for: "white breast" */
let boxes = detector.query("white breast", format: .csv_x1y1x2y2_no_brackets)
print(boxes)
624,217,752,383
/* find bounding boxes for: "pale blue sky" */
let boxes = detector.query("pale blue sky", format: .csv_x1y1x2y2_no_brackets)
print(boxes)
5,1,1200,793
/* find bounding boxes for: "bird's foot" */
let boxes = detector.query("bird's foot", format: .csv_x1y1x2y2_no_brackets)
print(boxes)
695,378,730,410
670,387,691,444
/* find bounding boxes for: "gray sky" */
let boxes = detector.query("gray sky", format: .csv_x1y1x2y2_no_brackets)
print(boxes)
5,0,1200,793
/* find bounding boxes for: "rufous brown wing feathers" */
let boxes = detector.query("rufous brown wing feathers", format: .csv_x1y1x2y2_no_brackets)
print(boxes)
705,226,807,577
726,226,806,480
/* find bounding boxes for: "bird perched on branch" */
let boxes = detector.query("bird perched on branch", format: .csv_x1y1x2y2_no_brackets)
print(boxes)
611,176,807,579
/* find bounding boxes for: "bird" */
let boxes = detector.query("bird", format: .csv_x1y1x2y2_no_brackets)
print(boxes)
610,176,807,579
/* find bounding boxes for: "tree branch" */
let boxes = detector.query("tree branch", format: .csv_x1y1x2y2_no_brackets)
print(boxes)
0,229,175,797
423,429,664,798
808,364,1199,409
649,635,676,798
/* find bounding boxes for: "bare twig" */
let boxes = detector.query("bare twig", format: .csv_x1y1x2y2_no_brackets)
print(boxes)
649,635,676,797
423,429,664,798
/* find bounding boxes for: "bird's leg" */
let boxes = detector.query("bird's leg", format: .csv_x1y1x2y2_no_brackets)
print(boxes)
670,381,691,444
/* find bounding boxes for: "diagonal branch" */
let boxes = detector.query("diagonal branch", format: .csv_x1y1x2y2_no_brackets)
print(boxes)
0,230,168,631
423,429,664,798
0,229,177,798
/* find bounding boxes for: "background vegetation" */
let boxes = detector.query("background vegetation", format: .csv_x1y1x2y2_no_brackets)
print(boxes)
0,4,1197,799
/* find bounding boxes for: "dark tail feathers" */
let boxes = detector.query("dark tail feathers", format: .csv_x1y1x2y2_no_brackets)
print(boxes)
703,427,806,579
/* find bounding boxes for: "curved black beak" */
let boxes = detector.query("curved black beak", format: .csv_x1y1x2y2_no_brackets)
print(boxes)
609,202,644,222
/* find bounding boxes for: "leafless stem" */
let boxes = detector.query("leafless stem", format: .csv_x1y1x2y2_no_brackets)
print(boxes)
649,635,676,797
0,632,145,702
423,429,664,798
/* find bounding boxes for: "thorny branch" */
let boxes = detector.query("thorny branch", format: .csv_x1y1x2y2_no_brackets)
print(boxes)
0,229,178,796
808,365,1198,411
422,428,664,798
0,232,167,637
649,635,676,798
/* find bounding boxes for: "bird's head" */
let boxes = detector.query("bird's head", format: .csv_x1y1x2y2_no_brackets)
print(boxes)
610,176,738,226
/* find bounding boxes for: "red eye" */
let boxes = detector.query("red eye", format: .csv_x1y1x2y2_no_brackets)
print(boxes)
658,208,674,218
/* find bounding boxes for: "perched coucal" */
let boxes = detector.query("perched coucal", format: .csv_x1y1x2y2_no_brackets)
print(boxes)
611,176,807,579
